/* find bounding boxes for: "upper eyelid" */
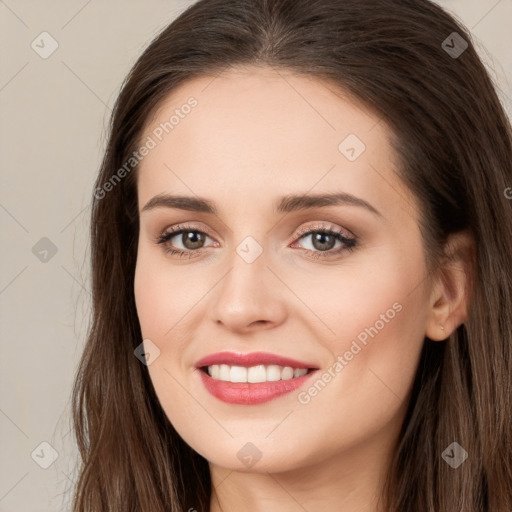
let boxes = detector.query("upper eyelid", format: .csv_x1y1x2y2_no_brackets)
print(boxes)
295,222,355,239
158,222,355,245
161,223,215,240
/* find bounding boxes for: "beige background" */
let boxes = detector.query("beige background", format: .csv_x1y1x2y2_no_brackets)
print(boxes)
0,1,511,511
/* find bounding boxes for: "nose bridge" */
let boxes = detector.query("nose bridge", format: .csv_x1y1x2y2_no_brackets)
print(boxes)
235,234,265,266
210,232,285,330
221,233,269,300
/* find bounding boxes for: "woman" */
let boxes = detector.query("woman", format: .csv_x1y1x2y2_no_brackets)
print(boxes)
71,0,512,510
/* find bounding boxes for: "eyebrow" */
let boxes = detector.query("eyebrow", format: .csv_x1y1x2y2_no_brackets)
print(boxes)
141,192,382,217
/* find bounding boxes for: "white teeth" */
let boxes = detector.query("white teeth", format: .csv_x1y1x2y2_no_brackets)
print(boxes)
266,364,282,382
206,364,309,383
247,365,266,383
219,364,230,381
281,367,294,380
230,365,247,382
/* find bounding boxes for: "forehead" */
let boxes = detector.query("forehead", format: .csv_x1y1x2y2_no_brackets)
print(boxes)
136,66,412,220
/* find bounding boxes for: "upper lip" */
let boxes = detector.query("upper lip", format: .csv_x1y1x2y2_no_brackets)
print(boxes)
195,351,319,369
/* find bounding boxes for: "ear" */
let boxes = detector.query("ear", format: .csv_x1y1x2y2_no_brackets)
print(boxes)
425,230,475,341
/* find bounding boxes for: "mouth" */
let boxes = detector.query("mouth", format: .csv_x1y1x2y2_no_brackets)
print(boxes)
199,364,318,383
194,351,320,404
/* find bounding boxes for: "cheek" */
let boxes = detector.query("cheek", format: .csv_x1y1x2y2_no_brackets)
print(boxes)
133,250,200,427
301,236,427,345
313,242,429,410
133,244,211,377
134,243,192,338
134,257,167,338
286,256,428,462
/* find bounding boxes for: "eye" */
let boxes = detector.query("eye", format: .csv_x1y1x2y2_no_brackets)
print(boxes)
291,223,357,259
155,222,358,260
155,223,215,258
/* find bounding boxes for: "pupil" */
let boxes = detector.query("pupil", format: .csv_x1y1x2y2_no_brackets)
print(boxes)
183,231,204,250
313,233,335,251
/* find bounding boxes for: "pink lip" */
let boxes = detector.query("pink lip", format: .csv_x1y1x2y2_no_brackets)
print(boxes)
194,351,318,369
197,369,318,405
194,351,320,405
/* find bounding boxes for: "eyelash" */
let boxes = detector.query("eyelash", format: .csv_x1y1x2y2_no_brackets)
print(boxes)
155,222,358,260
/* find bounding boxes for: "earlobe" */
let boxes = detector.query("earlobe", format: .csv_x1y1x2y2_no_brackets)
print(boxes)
425,277,453,341
424,230,475,341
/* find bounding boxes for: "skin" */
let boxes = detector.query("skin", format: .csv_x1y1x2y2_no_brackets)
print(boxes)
133,66,473,512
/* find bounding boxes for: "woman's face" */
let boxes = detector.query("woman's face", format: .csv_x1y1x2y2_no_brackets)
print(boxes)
134,66,433,473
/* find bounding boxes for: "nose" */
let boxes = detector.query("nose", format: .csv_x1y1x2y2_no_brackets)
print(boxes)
209,246,288,334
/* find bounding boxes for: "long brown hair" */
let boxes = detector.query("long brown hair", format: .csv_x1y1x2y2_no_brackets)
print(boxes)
71,0,512,510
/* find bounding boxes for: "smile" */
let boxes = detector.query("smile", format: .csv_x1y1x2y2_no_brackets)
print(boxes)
202,364,313,383
195,351,320,405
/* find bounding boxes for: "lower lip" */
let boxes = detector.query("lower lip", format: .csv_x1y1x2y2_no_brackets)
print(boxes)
197,368,318,405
